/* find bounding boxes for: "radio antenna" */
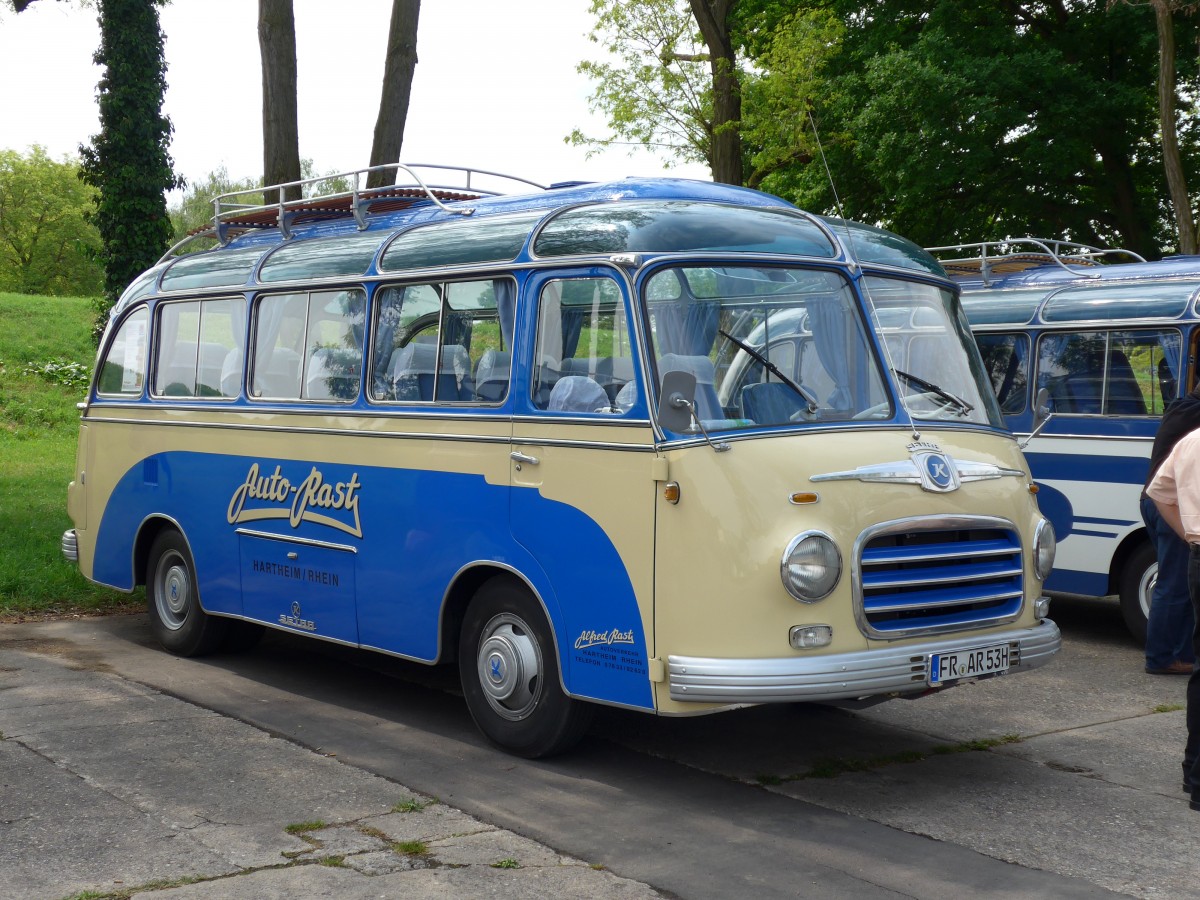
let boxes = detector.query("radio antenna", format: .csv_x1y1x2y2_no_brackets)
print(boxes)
806,109,919,440
807,110,850,235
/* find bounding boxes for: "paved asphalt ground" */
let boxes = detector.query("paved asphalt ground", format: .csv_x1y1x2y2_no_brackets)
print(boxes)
0,593,1195,899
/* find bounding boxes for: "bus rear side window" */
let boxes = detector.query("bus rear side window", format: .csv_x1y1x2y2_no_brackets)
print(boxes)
97,308,148,396
154,297,246,399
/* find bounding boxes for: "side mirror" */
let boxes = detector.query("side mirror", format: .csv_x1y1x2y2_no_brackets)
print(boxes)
657,370,697,433
1019,387,1054,449
1033,387,1052,424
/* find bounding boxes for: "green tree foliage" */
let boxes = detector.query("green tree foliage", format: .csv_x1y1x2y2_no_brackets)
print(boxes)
800,0,1199,256
79,0,182,337
579,0,1199,257
570,0,715,170
572,1,851,188
0,147,103,296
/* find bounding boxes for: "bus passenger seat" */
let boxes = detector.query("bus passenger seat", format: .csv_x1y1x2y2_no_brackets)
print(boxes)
548,376,609,413
388,343,471,401
614,380,637,412
254,348,301,398
220,348,243,397
659,354,721,419
475,349,510,402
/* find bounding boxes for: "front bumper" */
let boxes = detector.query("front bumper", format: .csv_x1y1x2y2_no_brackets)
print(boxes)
667,618,1060,703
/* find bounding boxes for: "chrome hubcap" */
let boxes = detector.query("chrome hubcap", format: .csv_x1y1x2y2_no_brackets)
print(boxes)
1140,563,1158,619
476,614,541,721
155,552,190,631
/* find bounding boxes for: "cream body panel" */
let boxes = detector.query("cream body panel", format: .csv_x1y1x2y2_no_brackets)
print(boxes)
652,426,1043,714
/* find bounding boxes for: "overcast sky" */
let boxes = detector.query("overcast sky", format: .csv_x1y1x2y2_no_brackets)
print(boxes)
0,0,711,197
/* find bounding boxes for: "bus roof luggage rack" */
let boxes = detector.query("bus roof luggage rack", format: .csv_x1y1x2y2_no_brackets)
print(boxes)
167,163,548,257
926,237,1146,285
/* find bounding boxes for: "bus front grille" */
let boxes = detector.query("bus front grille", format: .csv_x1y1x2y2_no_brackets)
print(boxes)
856,517,1024,639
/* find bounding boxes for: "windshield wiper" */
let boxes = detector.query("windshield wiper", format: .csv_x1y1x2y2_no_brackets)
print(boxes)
893,369,974,417
718,329,818,414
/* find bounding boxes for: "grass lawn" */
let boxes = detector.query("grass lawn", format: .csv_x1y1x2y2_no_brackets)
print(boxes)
0,292,141,619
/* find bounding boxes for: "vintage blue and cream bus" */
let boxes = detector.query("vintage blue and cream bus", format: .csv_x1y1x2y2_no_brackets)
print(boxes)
63,165,1060,756
928,238,1199,640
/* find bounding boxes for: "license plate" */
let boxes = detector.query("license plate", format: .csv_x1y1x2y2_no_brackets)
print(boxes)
928,643,1010,686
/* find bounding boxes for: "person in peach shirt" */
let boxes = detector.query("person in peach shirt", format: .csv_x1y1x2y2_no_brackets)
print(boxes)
1147,427,1200,811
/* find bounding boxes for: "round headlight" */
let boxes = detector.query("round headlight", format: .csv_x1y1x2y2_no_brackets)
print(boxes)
1034,518,1056,581
781,531,841,602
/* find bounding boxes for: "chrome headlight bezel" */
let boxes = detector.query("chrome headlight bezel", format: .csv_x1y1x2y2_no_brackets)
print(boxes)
780,530,842,603
1033,518,1056,581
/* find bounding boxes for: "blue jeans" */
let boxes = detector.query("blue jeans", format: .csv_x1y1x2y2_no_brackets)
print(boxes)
1141,495,1196,669
1183,546,1200,791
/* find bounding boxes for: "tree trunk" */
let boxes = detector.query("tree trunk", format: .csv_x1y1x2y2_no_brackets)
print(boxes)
1153,0,1196,254
688,0,743,186
258,0,301,201
367,0,421,190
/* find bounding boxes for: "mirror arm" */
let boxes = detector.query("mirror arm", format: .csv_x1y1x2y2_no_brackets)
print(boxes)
676,396,731,453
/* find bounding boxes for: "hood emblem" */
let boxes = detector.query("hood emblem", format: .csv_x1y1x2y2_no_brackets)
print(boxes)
810,441,1023,493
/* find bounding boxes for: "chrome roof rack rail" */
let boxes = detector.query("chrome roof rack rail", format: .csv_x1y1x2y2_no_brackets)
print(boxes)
926,237,1146,286
198,163,547,246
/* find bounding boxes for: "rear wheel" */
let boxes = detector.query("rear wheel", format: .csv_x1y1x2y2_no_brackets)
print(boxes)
146,529,227,656
1118,541,1155,645
458,577,592,758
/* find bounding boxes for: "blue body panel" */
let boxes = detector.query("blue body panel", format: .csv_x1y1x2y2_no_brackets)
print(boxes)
92,450,654,710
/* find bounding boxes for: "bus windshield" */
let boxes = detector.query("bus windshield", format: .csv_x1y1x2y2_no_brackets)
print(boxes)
645,266,891,429
861,276,1003,428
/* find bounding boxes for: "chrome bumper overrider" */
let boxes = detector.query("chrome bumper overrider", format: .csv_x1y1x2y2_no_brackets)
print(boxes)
61,529,78,563
667,618,1061,703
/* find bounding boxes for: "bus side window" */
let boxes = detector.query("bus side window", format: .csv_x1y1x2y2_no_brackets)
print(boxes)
97,307,148,396
533,278,634,414
975,333,1029,415
1036,329,1177,416
252,294,307,399
302,289,364,401
155,297,246,399
369,279,510,404
250,290,365,402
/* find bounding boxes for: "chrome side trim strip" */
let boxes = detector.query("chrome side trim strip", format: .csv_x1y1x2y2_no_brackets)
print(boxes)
667,618,1060,703
77,415,657,452
234,527,358,554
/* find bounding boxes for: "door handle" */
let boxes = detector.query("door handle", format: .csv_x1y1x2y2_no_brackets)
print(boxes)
510,451,540,467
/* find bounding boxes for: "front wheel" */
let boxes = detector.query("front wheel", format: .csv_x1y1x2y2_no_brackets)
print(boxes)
1118,541,1155,645
458,577,592,758
146,529,227,656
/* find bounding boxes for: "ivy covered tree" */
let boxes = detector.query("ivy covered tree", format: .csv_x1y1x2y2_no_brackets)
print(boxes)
78,0,183,337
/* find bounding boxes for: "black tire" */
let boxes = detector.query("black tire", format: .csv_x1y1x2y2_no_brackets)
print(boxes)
221,621,266,653
1118,540,1156,646
458,577,593,758
146,529,227,656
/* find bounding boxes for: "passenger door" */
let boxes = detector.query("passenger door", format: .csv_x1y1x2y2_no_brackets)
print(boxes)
508,269,658,710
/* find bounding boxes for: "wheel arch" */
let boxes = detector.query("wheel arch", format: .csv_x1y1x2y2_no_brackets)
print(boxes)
1108,525,1151,595
438,562,561,669
132,514,189,588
